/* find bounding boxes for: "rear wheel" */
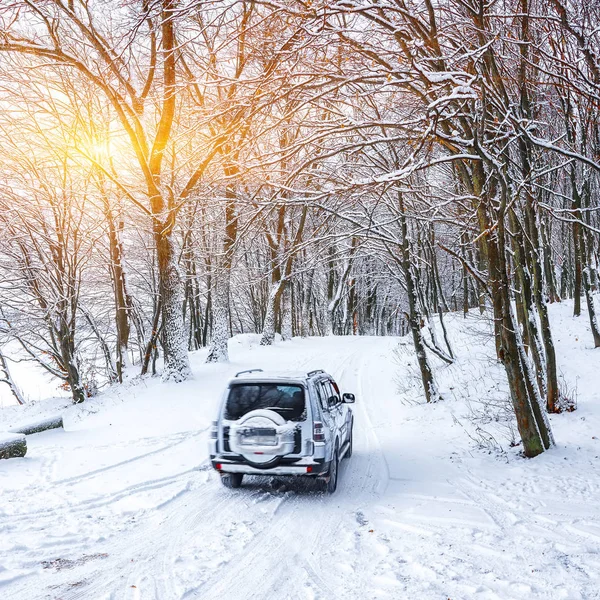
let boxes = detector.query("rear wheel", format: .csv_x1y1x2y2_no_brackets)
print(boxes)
321,449,339,494
220,473,243,489
344,422,353,459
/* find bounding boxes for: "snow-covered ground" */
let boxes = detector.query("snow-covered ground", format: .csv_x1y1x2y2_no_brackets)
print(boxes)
1,301,599,600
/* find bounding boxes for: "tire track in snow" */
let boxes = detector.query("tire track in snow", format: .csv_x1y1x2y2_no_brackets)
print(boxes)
54,429,208,486
2,429,207,528
299,342,391,599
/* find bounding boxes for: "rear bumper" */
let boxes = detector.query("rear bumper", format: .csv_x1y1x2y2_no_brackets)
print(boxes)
211,456,329,477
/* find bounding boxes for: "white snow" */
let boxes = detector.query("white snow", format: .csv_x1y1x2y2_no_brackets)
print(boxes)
1,303,599,599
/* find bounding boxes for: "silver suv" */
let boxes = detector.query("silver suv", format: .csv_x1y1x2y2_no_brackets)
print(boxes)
209,369,355,493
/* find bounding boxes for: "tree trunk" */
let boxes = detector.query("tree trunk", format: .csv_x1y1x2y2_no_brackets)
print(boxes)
105,204,131,382
155,225,192,381
281,282,293,341
325,245,336,335
10,415,63,435
0,434,27,460
489,177,553,456
466,147,551,455
300,269,314,337
516,0,559,413
206,180,238,362
521,190,559,414
510,210,547,399
581,232,600,348
461,232,470,317
0,349,25,405
489,236,548,455
573,210,583,317
399,194,440,403
347,277,358,335
141,299,162,376
260,281,284,346
541,215,560,303
206,274,231,361
60,330,86,404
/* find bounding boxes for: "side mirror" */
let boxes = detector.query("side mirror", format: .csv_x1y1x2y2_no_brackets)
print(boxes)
327,395,340,407
342,393,355,404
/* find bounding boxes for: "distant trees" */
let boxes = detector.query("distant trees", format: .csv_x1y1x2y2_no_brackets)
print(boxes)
0,131,92,403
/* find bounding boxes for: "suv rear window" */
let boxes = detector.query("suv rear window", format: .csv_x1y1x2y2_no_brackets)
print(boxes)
225,384,306,422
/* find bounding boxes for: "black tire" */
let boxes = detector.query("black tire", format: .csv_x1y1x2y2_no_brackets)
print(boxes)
344,422,353,459
322,449,339,494
220,473,243,489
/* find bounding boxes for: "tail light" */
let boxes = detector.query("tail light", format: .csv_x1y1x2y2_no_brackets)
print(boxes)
210,421,218,439
313,421,325,442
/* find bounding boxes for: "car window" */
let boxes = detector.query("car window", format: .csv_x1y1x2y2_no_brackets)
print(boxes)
318,381,335,409
321,381,332,404
322,380,339,406
328,380,341,404
316,382,330,412
331,379,340,395
225,384,306,421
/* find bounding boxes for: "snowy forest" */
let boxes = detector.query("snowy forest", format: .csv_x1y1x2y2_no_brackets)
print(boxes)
0,0,599,462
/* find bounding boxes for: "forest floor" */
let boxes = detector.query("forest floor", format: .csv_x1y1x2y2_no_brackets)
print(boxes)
1,300,599,600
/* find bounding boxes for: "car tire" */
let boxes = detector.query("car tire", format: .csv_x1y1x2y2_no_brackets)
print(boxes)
344,422,353,459
321,448,339,494
221,473,243,489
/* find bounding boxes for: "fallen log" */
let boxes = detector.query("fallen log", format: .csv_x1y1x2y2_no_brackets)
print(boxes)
10,415,64,436
0,433,27,459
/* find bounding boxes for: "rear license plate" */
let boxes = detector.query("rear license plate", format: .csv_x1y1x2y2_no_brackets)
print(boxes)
240,436,277,446
239,428,277,446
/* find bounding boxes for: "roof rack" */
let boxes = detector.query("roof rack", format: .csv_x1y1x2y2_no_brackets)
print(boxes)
307,369,325,378
234,368,263,378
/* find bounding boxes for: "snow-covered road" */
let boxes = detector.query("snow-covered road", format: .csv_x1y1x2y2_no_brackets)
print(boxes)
1,339,392,600
1,312,600,600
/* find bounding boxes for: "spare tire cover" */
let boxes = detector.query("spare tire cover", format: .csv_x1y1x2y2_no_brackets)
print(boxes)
229,409,287,466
